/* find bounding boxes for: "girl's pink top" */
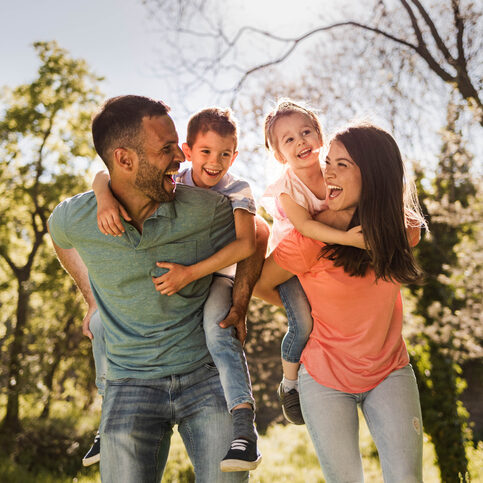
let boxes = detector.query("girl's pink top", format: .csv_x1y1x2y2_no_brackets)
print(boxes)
273,230,409,393
260,167,327,251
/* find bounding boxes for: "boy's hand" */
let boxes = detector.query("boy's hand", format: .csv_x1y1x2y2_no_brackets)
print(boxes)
152,262,195,296
97,193,131,237
346,225,366,249
219,306,247,345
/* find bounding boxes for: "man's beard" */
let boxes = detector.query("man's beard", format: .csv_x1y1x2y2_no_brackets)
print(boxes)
134,155,175,203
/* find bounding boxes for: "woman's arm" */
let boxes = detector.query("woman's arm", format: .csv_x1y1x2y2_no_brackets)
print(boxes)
253,254,293,307
280,193,365,249
153,209,256,295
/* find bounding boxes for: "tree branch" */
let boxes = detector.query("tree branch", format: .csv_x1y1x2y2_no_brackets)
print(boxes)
409,0,455,63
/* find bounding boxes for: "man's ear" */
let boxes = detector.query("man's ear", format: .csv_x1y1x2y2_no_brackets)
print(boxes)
113,147,135,172
181,143,192,162
229,151,239,167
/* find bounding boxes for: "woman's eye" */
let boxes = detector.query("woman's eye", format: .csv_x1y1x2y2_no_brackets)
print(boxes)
285,137,293,143
303,130,311,135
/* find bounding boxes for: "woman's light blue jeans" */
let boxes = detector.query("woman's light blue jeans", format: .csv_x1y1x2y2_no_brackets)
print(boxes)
299,364,423,483
203,275,254,411
100,363,248,483
278,276,313,363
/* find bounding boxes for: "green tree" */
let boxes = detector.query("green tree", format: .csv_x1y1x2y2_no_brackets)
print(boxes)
0,41,103,435
409,97,479,481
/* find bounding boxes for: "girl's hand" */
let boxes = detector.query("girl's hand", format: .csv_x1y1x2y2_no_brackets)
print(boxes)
152,262,196,296
97,193,131,236
346,225,366,249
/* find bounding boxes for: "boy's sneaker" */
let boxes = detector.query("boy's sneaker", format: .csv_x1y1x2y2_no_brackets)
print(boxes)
82,431,100,466
277,382,305,425
220,438,262,472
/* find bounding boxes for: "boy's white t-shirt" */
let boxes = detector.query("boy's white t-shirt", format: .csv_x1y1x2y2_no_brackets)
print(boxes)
260,167,327,251
176,167,256,276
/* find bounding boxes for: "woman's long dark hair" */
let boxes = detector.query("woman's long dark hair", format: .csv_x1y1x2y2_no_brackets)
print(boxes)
320,123,426,284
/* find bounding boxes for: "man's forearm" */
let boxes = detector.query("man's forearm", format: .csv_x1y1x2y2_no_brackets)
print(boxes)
51,239,96,307
231,216,269,312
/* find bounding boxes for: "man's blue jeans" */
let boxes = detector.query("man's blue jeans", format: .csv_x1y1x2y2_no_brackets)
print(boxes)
100,363,249,483
203,275,254,411
278,276,313,363
299,364,423,483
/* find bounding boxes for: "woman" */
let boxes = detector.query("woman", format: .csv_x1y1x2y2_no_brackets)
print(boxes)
255,122,425,483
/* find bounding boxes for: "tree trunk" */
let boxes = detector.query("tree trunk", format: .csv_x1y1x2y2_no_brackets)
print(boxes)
1,276,29,434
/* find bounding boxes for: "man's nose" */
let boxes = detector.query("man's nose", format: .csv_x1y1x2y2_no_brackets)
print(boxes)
175,145,185,162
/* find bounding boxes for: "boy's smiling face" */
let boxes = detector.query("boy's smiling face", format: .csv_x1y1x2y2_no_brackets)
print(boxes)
182,130,238,189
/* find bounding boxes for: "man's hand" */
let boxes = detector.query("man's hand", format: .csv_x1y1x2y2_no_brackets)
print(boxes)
219,305,247,345
82,304,98,340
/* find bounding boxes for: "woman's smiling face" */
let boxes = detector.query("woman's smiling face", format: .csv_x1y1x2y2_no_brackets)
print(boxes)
324,140,362,215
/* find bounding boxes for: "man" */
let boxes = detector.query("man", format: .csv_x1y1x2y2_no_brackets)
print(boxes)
48,95,267,482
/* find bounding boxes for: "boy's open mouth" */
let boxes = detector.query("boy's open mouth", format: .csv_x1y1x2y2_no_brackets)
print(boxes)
204,168,221,177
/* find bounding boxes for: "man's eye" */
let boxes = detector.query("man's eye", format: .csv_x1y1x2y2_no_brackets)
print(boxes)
201,150,210,154
163,146,171,153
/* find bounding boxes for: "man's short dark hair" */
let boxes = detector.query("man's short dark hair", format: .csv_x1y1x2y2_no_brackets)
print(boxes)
92,95,170,169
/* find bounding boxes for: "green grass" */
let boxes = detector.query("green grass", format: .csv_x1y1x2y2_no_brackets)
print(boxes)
1,414,482,482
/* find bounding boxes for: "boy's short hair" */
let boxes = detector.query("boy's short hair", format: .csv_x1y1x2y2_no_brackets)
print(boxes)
186,107,238,151
92,95,170,169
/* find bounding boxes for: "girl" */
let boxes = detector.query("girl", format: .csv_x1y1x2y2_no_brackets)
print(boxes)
255,122,425,482
260,100,364,424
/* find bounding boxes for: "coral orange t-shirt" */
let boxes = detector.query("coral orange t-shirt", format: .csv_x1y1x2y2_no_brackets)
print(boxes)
273,229,409,393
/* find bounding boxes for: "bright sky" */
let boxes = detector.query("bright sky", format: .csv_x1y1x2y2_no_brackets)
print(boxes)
0,0,325,188
1,0,164,98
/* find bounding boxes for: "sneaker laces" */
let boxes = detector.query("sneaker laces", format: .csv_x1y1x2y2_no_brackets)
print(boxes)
229,438,250,452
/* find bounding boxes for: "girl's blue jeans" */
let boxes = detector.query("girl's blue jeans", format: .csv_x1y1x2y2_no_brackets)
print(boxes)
299,364,423,483
278,276,313,363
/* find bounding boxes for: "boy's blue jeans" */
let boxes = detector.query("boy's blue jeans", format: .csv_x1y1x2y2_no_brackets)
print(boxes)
203,275,255,411
89,309,106,397
299,364,423,483
100,363,248,483
278,276,313,363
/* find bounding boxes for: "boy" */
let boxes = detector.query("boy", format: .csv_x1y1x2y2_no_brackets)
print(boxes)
91,107,261,472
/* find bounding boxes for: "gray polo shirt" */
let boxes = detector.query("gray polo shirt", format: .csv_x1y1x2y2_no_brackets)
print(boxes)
48,184,235,379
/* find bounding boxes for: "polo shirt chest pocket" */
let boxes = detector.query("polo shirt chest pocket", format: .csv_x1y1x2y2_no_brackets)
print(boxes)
148,240,208,298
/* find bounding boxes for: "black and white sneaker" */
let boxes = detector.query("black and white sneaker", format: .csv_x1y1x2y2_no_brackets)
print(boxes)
220,438,262,472
82,431,100,466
